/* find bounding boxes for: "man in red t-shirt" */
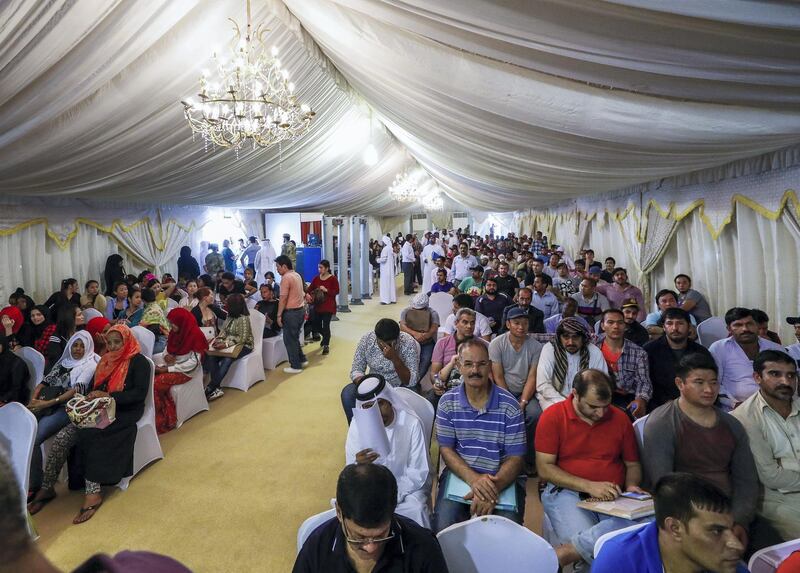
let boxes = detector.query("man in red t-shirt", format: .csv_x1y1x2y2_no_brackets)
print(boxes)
535,369,648,570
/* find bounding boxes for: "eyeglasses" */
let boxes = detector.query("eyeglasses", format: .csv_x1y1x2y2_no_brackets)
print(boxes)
341,519,395,548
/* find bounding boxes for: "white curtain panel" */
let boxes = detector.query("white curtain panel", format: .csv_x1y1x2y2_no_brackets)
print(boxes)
651,205,800,343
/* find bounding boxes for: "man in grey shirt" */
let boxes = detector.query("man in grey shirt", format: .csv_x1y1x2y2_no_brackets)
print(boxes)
490,306,543,470
674,274,712,323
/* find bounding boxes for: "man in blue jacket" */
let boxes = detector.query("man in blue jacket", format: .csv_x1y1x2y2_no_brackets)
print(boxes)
593,473,748,573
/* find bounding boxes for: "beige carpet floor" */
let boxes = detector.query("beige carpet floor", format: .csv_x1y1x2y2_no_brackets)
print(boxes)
36,279,542,572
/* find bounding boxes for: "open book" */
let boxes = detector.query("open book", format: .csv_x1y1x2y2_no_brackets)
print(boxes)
576,496,654,520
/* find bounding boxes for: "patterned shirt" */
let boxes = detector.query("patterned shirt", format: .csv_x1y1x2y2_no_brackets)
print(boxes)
595,335,652,400
531,238,547,258
350,331,420,388
216,315,254,350
436,382,526,474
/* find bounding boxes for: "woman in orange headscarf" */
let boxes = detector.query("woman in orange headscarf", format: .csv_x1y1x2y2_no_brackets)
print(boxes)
72,324,149,524
153,308,207,434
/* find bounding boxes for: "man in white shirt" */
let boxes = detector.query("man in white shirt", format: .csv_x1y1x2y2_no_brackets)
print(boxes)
345,375,431,528
400,234,416,295
442,293,492,341
451,242,478,286
709,307,783,411
536,317,608,410
731,349,800,541
420,238,444,294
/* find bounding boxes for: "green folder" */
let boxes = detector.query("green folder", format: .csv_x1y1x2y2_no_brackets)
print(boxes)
444,472,518,512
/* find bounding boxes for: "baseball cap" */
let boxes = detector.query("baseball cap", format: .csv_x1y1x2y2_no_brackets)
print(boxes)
621,298,640,310
469,265,484,273
507,307,529,320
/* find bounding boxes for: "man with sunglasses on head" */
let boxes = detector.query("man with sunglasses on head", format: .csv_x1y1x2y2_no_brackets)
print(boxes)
293,463,449,572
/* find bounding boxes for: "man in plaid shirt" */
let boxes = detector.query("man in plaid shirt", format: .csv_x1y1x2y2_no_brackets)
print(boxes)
594,308,651,419
531,231,547,259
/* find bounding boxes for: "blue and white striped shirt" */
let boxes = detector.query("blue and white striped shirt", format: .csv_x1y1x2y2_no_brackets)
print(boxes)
436,382,526,474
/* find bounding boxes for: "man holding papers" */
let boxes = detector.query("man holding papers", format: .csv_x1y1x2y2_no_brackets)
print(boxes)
433,339,527,533
535,369,649,571
345,375,431,529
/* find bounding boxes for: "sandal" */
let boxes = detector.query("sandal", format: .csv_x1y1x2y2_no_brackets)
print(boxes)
72,501,103,525
27,489,56,515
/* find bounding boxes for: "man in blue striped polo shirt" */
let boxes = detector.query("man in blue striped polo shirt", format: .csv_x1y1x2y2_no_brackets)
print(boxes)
433,339,527,533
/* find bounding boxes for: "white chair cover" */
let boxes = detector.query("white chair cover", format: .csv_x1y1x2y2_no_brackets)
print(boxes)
131,326,155,359
166,298,179,310
153,352,208,429
82,307,104,321
633,414,648,450
0,403,37,531
262,336,289,370
749,539,800,573
395,387,435,451
296,508,336,554
696,317,728,348
117,356,163,490
594,522,648,560
15,347,45,396
428,292,454,325
221,311,266,392
437,515,558,573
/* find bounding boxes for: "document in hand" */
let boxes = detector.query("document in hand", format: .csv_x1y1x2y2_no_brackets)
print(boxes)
444,472,517,512
352,402,391,458
576,497,654,520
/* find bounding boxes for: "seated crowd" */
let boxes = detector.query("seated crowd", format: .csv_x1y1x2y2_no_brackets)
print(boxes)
3,227,800,573
1,240,339,528
323,228,800,572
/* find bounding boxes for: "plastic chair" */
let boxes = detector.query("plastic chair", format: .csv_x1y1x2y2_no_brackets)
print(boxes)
633,414,648,450
153,353,208,429
437,515,558,573
117,357,163,490
262,336,289,370
395,387,435,451
131,325,155,359
696,317,728,348
82,307,104,321
296,508,336,553
594,522,648,559
749,539,800,573
15,347,45,396
221,311,266,392
429,292,453,325
0,403,38,531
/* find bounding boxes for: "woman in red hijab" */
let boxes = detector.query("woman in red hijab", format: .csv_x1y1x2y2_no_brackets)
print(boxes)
153,307,207,434
72,324,149,524
0,305,24,349
86,316,111,355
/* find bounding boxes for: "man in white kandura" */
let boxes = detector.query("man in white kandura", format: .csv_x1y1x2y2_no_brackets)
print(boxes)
378,235,397,305
345,374,431,528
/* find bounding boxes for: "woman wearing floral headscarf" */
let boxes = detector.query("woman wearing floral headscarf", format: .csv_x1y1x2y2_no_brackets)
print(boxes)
139,288,170,354
153,308,207,434
27,331,99,497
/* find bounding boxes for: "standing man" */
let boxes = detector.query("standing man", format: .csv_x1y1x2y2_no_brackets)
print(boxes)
240,236,261,271
731,350,800,540
596,268,646,321
433,340,527,532
595,309,651,419
204,243,225,274
377,235,397,305
644,307,712,409
281,233,297,269
221,239,237,273
675,274,712,324
275,254,308,375
709,307,783,410
400,234,416,295
451,242,478,287
490,307,543,471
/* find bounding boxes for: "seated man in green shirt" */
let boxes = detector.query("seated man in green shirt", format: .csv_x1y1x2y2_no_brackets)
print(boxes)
458,265,485,298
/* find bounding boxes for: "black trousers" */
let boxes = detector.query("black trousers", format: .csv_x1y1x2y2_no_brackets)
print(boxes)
402,262,415,294
312,311,333,346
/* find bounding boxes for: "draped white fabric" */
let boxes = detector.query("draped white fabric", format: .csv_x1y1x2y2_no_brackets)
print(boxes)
1,1,800,212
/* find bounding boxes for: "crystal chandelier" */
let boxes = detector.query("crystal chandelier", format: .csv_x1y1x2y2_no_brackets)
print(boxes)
180,0,315,151
388,169,418,201
388,166,444,210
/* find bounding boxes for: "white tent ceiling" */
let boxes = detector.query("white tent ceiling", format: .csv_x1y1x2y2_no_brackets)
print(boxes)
1,0,800,214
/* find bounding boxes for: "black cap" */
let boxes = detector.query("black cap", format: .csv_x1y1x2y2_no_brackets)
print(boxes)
787,317,800,325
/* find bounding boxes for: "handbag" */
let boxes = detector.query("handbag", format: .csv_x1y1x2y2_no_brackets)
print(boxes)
310,287,326,305
66,393,116,429
34,385,67,419
206,342,244,358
